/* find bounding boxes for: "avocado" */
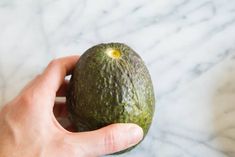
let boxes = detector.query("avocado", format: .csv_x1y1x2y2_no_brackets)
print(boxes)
67,43,155,154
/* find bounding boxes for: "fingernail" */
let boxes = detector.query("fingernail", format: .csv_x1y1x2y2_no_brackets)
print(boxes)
128,125,144,146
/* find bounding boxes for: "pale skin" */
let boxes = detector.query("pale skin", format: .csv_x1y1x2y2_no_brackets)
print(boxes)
0,56,143,157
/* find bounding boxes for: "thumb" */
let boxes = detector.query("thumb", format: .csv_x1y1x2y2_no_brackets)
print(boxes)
67,123,143,156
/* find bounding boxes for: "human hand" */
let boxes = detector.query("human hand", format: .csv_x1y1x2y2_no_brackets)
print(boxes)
0,56,143,157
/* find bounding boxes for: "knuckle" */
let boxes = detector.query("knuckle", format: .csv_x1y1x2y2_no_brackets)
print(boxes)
18,92,35,112
18,94,37,113
48,59,60,68
58,137,83,157
104,127,119,153
20,93,32,105
34,74,42,80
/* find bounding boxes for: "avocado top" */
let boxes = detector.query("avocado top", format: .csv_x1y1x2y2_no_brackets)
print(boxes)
67,43,155,137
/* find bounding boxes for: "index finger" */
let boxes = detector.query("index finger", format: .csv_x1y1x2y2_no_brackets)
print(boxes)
42,55,79,94
16,55,79,112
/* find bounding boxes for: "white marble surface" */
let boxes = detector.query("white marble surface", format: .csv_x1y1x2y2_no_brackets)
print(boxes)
1,0,235,156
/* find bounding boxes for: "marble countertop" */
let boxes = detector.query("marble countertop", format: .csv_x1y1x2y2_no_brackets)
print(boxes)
1,0,235,156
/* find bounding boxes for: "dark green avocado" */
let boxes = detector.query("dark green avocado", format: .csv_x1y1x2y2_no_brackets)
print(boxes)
67,43,155,153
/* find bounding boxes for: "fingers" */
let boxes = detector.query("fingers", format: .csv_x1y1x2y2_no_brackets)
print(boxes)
18,56,79,109
19,56,78,100
56,79,69,97
42,56,79,95
66,124,143,156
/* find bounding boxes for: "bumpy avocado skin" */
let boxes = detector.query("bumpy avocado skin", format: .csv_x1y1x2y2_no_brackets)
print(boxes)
67,43,155,153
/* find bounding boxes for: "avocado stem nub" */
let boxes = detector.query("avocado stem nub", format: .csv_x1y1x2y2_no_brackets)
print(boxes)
105,48,121,59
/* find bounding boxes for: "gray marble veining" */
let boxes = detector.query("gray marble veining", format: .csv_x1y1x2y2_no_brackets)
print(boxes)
1,0,235,156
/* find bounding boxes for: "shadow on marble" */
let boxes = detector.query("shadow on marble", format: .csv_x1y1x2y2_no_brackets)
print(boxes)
212,58,235,156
